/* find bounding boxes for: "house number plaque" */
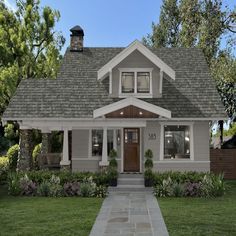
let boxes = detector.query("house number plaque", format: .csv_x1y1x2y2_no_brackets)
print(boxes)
148,133,156,140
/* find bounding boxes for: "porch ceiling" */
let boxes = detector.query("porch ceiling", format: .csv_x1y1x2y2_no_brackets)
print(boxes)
105,105,159,118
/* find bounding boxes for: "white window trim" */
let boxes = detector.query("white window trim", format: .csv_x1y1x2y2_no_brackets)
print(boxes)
160,122,194,161
89,128,116,158
119,68,153,98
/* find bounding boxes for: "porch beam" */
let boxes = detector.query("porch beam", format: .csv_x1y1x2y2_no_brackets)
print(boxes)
113,129,117,151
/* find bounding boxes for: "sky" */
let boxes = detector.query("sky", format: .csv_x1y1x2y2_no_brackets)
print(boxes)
4,0,235,54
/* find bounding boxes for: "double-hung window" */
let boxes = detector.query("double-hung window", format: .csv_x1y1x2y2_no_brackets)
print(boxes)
120,68,152,96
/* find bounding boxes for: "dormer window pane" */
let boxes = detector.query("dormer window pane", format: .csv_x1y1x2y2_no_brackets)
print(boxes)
121,72,134,93
137,72,150,93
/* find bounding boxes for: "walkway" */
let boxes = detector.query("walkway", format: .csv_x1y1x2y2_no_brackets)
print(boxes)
89,191,169,236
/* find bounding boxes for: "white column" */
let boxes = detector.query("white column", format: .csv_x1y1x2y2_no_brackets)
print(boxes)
99,127,109,166
60,129,71,166
113,129,117,151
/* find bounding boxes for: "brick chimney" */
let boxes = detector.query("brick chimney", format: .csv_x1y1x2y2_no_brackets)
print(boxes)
70,25,84,52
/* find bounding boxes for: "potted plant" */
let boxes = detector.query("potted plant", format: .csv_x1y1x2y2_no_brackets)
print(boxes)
144,149,154,187
108,149,118,186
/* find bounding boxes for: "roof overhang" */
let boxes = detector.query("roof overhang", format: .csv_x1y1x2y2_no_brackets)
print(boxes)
97,40,175,81
93,97,171,119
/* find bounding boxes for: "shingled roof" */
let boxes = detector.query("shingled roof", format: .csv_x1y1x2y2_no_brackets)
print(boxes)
2,46,227,120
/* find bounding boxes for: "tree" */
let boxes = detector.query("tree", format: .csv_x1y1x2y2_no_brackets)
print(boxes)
0,0,65,115
143,0,236,119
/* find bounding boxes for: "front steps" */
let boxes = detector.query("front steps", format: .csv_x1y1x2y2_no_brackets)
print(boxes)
108,173,153,192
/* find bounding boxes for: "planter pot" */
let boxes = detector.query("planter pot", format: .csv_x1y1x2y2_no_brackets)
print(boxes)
109,178,117,187
144,178,153,187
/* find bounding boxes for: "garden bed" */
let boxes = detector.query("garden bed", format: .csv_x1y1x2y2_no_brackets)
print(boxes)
0,185,102,236
159,181,236,236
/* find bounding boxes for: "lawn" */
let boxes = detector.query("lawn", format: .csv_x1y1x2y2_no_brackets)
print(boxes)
158,181,236,236
0,185,103,236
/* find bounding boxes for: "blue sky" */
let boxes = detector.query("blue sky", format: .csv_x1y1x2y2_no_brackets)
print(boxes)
4,0,235,54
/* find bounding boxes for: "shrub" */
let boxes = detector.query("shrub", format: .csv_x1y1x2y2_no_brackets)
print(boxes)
19,174,37,196
7,144,19,171
172,182,184,197
144,149,153,169
37,181,51,197
8,172,21,196
0,156,9,182
184,182,202,197
94,185,108,198
32,143,42,168
154,177,173,197
63,182,80,196
80,177,96,197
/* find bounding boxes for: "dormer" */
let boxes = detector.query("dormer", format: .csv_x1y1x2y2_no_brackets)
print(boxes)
97,40,175,98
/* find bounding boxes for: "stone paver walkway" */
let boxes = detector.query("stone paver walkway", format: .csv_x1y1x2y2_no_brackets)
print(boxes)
89,191,169,236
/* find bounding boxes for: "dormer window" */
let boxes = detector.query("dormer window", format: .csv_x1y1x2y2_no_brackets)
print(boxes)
119,68,153,97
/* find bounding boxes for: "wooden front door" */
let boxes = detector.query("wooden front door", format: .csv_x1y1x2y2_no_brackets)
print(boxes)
124,128,140,172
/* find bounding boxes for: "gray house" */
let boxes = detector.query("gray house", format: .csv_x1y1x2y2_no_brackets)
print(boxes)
2,26,227,173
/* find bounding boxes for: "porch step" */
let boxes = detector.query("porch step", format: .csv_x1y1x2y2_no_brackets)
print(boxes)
108,186,153,192
118,173,144,179
118,178,144,186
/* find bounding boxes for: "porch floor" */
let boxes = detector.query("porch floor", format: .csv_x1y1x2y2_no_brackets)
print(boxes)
89,191,169,236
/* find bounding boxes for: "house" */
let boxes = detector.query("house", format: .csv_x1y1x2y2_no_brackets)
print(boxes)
2,25,227,173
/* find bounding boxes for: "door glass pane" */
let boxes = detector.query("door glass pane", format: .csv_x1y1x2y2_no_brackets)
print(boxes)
121,72,134,93
137,72,150,93
124,129,138,143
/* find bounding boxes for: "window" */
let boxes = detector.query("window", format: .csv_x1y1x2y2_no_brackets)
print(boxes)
121,72,134,93
120,69,152,95
137,72,150,93
164,125,190,159
91,130,114,156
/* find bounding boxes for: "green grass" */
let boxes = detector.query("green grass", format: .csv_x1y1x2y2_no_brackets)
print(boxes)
158,181,236,236
0,186,103,236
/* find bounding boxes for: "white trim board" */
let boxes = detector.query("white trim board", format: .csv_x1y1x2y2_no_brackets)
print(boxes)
97,40,175,81
93,97,171,119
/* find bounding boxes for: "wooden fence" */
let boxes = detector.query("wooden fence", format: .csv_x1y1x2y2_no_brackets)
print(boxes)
210,149,236,179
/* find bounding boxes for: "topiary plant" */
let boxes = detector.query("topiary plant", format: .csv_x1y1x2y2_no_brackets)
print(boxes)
7,144,19,171
144,149,154,187
108,149,118,186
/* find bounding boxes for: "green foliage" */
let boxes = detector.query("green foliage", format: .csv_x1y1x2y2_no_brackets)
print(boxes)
153,172,225,197
0,156,9,182
50,131,63,153
80,177,96,197
144,0,236,117
7,172,21,196
94,185,108,198
32,143,41,168
0,0,65,114
109,149,118,168
4,123,19,144
37,180,50,197
7,144,19,171
144,149,153,170
144,169,154,180
0,136,10,153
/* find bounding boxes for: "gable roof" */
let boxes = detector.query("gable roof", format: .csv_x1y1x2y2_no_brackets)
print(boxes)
2,46,227,121
97,40,175,81
93,97,171,119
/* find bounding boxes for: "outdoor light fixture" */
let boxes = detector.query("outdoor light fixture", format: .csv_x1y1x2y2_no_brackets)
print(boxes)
139,111,143,115
120,111,124,115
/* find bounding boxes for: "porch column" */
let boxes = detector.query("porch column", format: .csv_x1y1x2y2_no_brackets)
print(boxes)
113,129,117,151
60,128,71,167
41,131,51,154
17,128,33,171
99,127,109,166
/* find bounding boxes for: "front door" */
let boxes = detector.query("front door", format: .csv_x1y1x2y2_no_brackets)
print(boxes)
124,128,140,172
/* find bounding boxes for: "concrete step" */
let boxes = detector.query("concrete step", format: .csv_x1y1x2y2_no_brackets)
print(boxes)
118,178,144,186
118,173,144,179
108,186,153,192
